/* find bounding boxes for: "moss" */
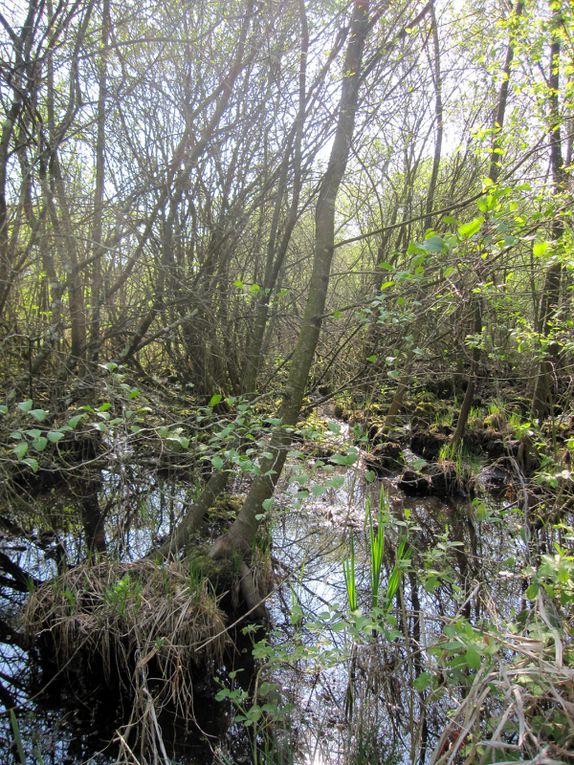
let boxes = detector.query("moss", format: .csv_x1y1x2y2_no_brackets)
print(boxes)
188,552,241,592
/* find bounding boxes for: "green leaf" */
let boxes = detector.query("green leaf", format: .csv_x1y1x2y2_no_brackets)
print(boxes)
9,431,22,440
458,217,483,238
464,647,481,670
328,475,345,489
208,394,222,408
330,449,358,466
258,681,277,698
32,437,48,452
0,405,7,415
47,430,65,443
533,241,550,258
367,354,377,363
380,280,394,290
413,672,434,691
211,455,224,470
13,442,28,459
525,582,539,599
18,399,33,413
22,459,39,475
476,193,497,213
29,409,49,422
421,235,444,252
66,414,84,430
312,484,327,497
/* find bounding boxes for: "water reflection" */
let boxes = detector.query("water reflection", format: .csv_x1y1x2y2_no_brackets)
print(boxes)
0,445,527,764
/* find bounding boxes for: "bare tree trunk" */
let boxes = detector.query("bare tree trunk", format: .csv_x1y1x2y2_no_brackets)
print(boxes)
0,1,42,317
532,4,567,420
423,0,443,232
89,0,110,364
210,0,371,562
241,0,309,394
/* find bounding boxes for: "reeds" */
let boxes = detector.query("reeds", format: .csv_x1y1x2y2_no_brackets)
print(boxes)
343,487,410,614
367,493,385,610
343,530,358,612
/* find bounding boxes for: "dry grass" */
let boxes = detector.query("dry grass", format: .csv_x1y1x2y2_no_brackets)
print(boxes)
21,558,230,762
429,615,574,764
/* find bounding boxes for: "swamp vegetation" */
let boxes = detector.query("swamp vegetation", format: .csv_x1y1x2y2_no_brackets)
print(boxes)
1,0,574,762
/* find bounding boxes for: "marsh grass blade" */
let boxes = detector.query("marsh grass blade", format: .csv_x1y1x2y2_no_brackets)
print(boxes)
367,493,385,610
343,530,357,612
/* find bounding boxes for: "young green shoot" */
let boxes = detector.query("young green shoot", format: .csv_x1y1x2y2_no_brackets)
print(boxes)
384,536,411,612
343,530,358,612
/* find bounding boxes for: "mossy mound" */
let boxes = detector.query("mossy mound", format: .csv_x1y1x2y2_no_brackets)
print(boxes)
398,461,467,498
22,559,228,702
364,441,404,475
410,429,450,460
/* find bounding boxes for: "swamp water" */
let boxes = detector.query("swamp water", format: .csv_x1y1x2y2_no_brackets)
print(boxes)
0,437,530,764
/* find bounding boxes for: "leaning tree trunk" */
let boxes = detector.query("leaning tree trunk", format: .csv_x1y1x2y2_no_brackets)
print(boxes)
208,0,371,567
153,0,371,580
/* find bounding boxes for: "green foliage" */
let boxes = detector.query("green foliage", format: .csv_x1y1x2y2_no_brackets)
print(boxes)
104,573,143,617
215,667,295,765
421,529,463,593
437,442,482,481
526,531,574,606
429,618,497,679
